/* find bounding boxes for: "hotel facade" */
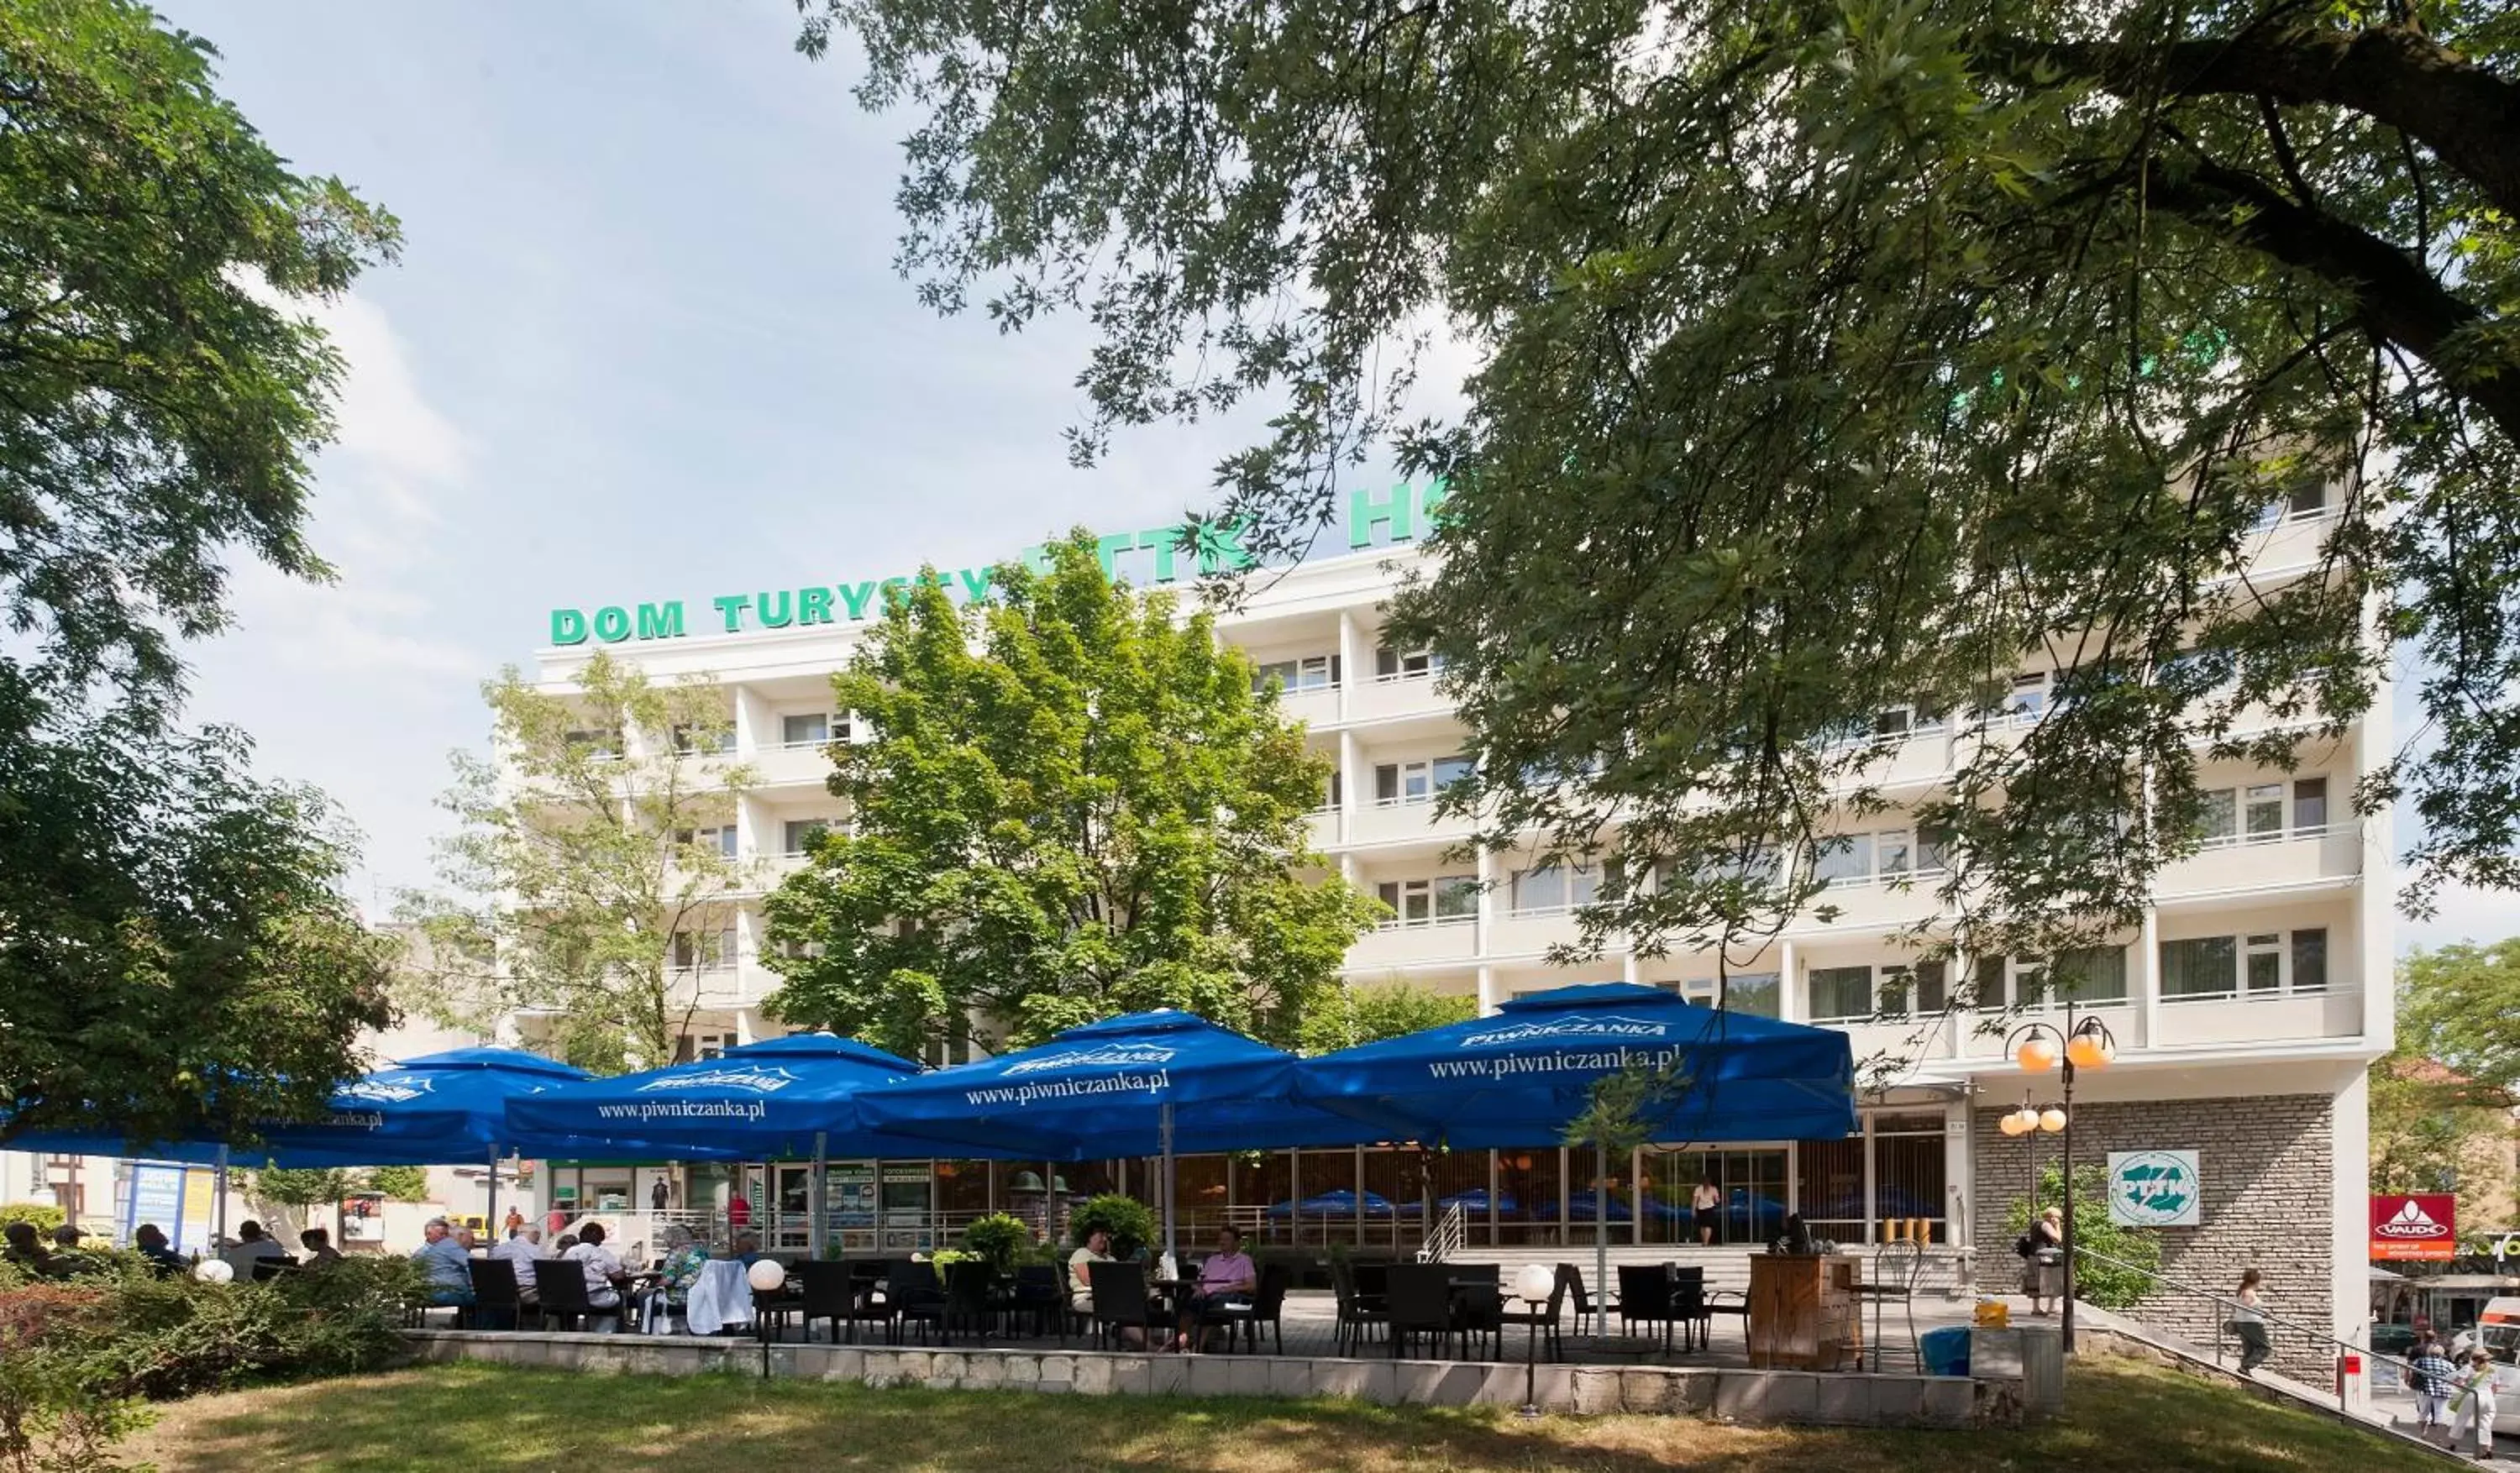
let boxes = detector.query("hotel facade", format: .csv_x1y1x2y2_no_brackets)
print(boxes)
522,478,2386,1349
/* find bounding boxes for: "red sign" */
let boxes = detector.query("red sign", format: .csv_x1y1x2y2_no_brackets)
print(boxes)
2371,1193,2457,1261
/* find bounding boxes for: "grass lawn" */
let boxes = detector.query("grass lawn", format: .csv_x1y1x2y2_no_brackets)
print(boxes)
131,1356,2390,1471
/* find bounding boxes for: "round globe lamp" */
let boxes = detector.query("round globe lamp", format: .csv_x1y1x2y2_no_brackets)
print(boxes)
2066,1031,2115,1070
194,1259,234,1284
2039,1108,2068,1134
2015,1034,2059,1072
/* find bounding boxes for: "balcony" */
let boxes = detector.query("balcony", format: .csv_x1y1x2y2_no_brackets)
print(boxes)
1274,684,1340,731
1347,799,1473,847
1956,997,2146,1059
2157,826,2360,897
1305,808,1342,850
2243,507,2340,579
1791,873,1949,935
1348,673,1451,724
2154,985,2365,1048
1347,919,1481,969
1484,905,1585,958
748,741,836,789
1831,730,1954,791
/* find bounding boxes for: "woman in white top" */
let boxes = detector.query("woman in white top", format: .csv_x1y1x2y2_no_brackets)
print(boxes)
2229,1269,2272,1373
1691,1178,1722,1245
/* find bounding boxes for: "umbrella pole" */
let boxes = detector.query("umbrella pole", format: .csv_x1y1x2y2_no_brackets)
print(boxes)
486,1148,499,1238
1595,1143,1609,1335
213,1145,229,1247
811,1133,827,1261
1160,1103,1177,1261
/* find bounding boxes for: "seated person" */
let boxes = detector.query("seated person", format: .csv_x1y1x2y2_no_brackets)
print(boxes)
411,1217,475,1306
640,1225,710,1325
219,1220,288,1278
48,1224,107,1278
489,1227,547,1303
132,1223,189,1276
1173,1225,1257,1351
2,1220,54,1277
562,1222,626,1319
299,1227,344,1267
1066,1226,1147,1349
732,1232,768,1268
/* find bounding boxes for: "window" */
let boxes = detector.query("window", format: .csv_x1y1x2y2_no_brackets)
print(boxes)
781,713,831,747
1374,644,1441,680
2294,778,2328,832
1315,772,1341,812
671,927,738,971
1914,825,1953,874
1725,972,1781,1019
1809,966,1876,1023
2286,478,2328,521
1812,833,1874,886
2050,946,2129,1004
1510,863,1599,915
1375,876,1478,927
2293,929,2328,993
2197,790,2237,846
672,722,736,755
670,826,738,859
2160,936,2237,999
2244,784,2286,842
564,726,622,759
1880,961,1948,1016
1373,755,1473,805
782,819,832,857
2244,933,2283,993
2007,673,2048,723
1254,654,1338,694
2197,776,2328,847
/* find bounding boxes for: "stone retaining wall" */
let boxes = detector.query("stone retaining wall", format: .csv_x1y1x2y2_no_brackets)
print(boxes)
406,1330,2024,1428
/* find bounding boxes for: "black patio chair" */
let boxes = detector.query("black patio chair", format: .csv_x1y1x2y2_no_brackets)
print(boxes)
1384,1264,1455,1360
467,1258,522,1331
251,1254,300,1283
1011,1262,1068,1341
888,1260,948,1345
1206,1262,1291,1355
792,1260,852,1344
1617,1264,1679,1352
1499,1264,1570,1362
1086,1260,1158,1350
834,1261,896,1344
943,1260,998,1343
1557,1262,1610,1338
1331,1257,1387,1355
532,1259,617,1332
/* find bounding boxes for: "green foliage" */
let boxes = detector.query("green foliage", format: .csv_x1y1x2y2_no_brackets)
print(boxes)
1562,1062,1691,1161
402,651,762,1074
1296,982,1476,1055
961,1213,1031,1276
0,1255,421,1470
364,1166,430,1203
2396,939,2520,1094
0,0,399,1154
1065,1194,1158,1259
794,0,2520,986
249,1167,352,1214
763,532,1378,1054
2004,1164,2161,1312
0,1205,65,1234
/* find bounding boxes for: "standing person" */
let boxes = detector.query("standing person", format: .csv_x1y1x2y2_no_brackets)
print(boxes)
2228,1269,2272,1373
727,1188,751,1235
2451,1347,2499,1460
1692,1177,1722,1246
2016,1206,2066,1317
651,1177,669,1214
503,1206,525,1240
2413,1334,2459,1441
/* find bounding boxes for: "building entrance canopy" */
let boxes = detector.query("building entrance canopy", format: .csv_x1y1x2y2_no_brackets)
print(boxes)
1289,983,1859,1148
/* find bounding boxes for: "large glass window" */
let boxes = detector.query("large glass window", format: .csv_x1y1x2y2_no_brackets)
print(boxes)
1253,654,1338,693
2051,946,2129,1004
671,826,738,859
673,722,737,755
780,712,830,747
1376,876,1477,926
2197,789,2237,846
2244,784,2286,841
2294,929,2329,993
1511,863,1598,915
1809,966,1876,1023
2294,778,2329,831
2160,936,2238,999
1812,834,1874,885
782,819,832,856
1724,972,1781,1019
1373,755,1473,805
1374,645,1441,680
670,926,738,971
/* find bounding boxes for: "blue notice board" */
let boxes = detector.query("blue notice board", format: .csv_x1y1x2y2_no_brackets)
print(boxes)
121,1163,191,1250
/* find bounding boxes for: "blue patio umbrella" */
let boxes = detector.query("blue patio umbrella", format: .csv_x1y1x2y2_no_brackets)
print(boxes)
1266,1188,1398,1219
1289,983,1857,1147
1436,1187,1520,1216
503,1032,941,1161
848,1009,1368,1254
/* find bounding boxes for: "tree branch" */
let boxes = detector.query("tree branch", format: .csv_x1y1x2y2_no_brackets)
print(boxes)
1983,24,2520,218
2140,156,2520,443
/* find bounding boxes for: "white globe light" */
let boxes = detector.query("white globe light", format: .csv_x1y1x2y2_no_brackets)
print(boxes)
1999,1112,2029,1136
194,1259,234,1284
2039,1108,2069,1134
747,1259,789,1294
1514,1263,1557,1305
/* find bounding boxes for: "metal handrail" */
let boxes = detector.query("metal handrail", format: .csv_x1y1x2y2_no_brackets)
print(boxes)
2075,1245,2422,1381
1418,1201,1467,1263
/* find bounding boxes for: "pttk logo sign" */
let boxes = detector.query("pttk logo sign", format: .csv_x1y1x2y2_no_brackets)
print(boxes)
2370,1193,2458,1261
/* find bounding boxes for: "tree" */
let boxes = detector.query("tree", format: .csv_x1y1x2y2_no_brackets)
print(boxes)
2397,938,2520,1093
1564,1062,1690,1307
764,532,1378,1056
0,0,402,1147
364,1166,429,1203
2005,1162,2161,1311
2375,940,2520,1224
793,0,2520,988
402,653,761,1075
1295,980,1476,1056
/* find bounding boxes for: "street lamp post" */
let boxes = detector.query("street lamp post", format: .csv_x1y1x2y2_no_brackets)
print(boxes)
1998,1092,2068,1212
2004,1001,2115,1354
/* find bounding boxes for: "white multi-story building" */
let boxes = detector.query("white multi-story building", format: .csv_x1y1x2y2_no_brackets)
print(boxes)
522,477,2385,1350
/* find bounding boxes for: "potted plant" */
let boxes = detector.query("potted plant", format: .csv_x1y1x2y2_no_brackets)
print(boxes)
963,1212,1030,1276
1066,1193,1159,1260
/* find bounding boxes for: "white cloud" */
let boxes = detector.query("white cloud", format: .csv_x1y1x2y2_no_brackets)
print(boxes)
2399,882,2518,954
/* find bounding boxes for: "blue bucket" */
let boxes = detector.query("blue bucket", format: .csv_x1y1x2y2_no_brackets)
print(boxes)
1919,1325,1971,1376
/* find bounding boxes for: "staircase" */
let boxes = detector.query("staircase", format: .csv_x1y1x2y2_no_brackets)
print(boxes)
1435,1243,1977,1299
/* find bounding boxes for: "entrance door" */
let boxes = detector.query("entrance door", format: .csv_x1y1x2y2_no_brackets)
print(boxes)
1650,1149,1788,1245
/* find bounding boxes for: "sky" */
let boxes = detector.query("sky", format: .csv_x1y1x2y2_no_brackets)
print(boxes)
160,0,2504,951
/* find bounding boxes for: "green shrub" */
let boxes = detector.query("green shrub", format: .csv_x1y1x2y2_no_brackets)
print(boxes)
961,1213,1030,1276
2003,1162,2163,1311
364,1166,430,1202
1066,1194,1158,1258
0,1202,67,1233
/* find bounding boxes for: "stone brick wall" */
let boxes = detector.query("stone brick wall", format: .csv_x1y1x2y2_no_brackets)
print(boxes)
1971,1093,2334,1380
